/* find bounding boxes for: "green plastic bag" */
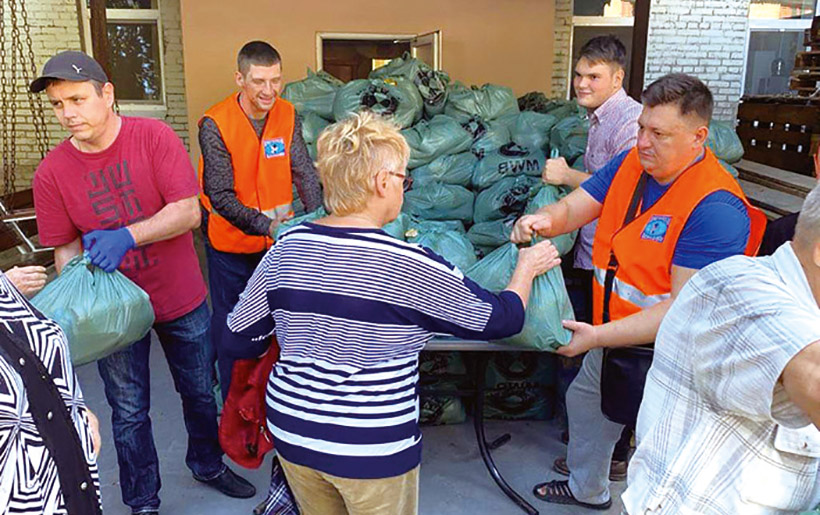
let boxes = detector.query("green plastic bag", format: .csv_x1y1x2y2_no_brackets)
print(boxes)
472,143,546,191
382,212,411,240
408,229,477,271
465,243,574,350
511,111,559,152
403,183,474,223
369,52,451,118
301,111,331,145
484,352,556,420
525,185,577,256
275,207,328,239
282,68,343,120
473,175,540,224
405,219,466,236
411,152,476,187
402,115,473,168
550,115,589,164
466,216,516,251
707,121,744,163
461,116,511,159
333,77,423,129
30,254,155,365
445,82,520,122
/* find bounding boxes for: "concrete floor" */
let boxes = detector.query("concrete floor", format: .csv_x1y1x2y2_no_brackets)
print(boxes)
76,336,625,515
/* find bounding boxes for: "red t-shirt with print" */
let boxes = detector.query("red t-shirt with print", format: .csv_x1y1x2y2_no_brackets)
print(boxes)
33,116,207,323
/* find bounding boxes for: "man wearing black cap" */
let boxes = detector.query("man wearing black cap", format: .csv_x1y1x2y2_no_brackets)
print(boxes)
30,50,255,515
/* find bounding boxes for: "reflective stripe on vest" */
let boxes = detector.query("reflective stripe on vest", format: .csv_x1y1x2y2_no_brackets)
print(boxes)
198,93,295,254
591,147,767,325
593,266,671,310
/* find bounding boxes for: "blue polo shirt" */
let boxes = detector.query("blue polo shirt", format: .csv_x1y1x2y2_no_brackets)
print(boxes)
580,150,751,269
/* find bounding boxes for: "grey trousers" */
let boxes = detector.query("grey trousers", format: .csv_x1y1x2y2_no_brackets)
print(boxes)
566,348,626,504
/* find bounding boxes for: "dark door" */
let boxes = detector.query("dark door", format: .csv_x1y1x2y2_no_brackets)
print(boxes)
322,39,411,82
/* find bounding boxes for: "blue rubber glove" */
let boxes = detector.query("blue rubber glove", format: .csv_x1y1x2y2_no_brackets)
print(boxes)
81,228,136,273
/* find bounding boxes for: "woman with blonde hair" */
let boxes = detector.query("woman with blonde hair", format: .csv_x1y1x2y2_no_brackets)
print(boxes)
229,111,560,515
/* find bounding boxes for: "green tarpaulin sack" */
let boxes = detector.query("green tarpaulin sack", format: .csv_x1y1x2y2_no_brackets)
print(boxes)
550,115,589,164
411,152,476,188
473,175,540,223
282,68,343,120
382,212,411,240
301,111,331,146
472,143,546,191
706,120,744,163
461,116,511,159
525,185,577,256
445,82,520,122
466,216,516,251
369,52,451,118
466,243,574,350
333,77,423,128
511,111,559,153
484,352,556,420
405,219,466,236
402,115,473,168
407,229,477,271
403,183,474,223
275,207,328,239
30,254,155,365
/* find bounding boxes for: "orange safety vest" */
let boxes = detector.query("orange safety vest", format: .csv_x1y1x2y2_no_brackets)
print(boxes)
591,147,767,325
198,93,295,254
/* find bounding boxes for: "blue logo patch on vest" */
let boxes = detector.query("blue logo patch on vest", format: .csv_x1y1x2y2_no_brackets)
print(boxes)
641,215,671,243
263,138,286,159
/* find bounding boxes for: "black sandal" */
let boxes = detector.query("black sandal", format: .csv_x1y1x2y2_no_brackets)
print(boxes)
532,480,612,510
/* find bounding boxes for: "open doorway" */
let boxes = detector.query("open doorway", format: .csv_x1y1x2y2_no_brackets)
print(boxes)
317,31,442,82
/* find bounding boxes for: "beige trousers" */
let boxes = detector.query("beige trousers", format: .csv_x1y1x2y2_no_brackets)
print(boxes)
279,455,419,515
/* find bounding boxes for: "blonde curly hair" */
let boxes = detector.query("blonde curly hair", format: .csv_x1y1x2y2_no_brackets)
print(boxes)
316,111,410,216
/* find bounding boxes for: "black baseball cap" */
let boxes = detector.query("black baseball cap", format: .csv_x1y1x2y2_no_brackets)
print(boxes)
29,51,109,93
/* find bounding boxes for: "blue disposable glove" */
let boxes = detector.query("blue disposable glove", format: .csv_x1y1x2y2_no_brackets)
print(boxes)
81,228,136,273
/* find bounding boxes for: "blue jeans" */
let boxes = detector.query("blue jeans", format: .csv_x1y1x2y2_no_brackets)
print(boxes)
204,242,270,400
97,301,225,513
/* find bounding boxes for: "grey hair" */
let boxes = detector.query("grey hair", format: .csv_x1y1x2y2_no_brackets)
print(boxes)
795,183,820,250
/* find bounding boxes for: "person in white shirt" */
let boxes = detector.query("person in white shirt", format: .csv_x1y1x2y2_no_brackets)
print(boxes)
623,182,820,514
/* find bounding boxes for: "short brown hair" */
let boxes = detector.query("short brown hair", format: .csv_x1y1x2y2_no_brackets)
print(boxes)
579,35,627,69
237,41,281,75
641,73,713,124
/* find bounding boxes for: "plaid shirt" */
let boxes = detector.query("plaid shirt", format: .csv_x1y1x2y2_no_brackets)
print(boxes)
575,88,642,269
623,243,820,514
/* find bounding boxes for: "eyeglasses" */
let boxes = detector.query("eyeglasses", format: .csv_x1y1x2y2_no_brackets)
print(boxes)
387,171,413,192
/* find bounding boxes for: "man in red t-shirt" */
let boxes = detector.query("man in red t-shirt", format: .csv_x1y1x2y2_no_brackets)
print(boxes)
30,51,254,515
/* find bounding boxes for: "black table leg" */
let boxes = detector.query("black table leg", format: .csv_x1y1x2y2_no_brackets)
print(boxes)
473,353,539,515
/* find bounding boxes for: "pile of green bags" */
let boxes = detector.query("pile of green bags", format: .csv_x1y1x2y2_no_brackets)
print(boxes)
403,182,474,223
484,352,557,420
31,254,155,365
445,82,520,122
282,68,343,120
418,352,467,425
370,52,451,118
472,143,545,190
473,175,540,224
406,222,477,271
402,115,473,168
333,77,423,128
411,152,476,187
